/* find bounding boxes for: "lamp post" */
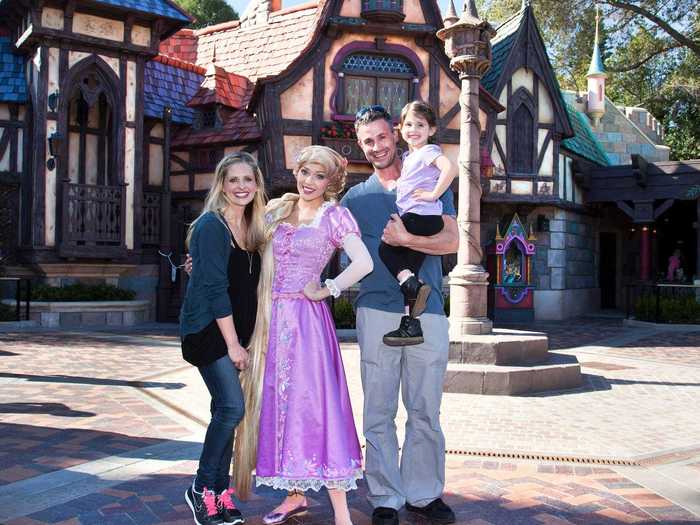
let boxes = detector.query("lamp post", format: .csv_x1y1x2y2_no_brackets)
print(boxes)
437,0,495,337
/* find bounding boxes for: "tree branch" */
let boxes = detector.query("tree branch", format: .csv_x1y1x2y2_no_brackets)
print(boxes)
607,42,683,72
601,0,700,56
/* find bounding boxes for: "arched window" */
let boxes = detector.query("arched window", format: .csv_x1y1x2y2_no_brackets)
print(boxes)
507,87,536,175
67,70,115,186
331,44,424,121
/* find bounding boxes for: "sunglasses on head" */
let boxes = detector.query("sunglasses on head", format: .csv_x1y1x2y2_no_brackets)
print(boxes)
355,105,391,120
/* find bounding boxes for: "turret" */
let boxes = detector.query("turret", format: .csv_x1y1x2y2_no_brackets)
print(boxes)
586,6,606,126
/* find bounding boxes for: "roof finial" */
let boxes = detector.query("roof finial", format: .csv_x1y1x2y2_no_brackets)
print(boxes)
212,44,217,64
463,0,479,19
587,3,606,77
521,0,531,10
444,0,458,26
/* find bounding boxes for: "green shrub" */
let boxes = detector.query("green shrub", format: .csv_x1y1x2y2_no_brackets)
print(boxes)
30,283,136,302
0,302,16,322
633,294,700,324
443,293,450,316
332,297,356,329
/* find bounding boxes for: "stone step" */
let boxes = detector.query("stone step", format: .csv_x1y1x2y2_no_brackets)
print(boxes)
449,328,549,365
444,353,583,395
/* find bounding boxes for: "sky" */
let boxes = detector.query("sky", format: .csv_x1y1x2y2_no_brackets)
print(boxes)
225,0,452,17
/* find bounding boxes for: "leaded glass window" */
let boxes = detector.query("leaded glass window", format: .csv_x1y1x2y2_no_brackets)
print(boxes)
340,53,416,116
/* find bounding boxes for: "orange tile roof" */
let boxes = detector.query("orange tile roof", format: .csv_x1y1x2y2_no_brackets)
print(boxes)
188,65,253,109
152,53,206,75
161,0,330,84
172,107,260,147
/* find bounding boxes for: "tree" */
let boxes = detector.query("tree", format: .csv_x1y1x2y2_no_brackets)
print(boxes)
475,0,699,160
175,0,238,29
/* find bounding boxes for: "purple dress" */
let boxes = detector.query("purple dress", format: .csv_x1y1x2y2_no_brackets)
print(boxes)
255,203,363,492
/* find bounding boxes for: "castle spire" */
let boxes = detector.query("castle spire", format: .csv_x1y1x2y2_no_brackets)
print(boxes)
444,0,458,26
586,4,607,126
521,0,530,10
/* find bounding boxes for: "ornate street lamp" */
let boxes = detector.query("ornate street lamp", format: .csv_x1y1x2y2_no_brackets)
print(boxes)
437,0,496,337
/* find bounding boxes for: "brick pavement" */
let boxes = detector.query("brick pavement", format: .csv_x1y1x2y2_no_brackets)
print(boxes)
0,319,699,524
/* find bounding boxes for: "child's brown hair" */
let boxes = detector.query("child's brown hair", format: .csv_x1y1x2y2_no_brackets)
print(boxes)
399,100,438,143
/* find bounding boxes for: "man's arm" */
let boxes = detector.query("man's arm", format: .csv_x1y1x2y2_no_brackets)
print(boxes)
382,214,458,255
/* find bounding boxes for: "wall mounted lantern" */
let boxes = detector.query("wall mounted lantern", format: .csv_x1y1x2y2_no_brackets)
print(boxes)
48,90,59,112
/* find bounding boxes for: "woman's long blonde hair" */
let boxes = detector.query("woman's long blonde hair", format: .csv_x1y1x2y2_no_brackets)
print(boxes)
186,152,267,252
232,145,348,499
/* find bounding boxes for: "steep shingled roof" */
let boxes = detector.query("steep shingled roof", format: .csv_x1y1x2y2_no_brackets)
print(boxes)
161,0,330,83
89,0,190,22
561,99,610,166
144,58,203,124
481,8,526,95
0,37,27,103
188,65,253,109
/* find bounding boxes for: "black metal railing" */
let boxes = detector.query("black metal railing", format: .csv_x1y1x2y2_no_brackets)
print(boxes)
142,192,162,246
625,283,700,324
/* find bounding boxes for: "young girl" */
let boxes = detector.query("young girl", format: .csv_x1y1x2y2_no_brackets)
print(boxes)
233,146,373,525
379,100,457,347
180,152,266,525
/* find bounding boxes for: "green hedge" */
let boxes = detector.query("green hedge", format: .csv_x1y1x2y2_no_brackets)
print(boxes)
634,295,700,324
332,297,356,329
30,283,136,302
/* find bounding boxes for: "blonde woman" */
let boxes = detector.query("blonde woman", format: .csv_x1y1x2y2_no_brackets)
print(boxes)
234,146,373,525
180,152,266,525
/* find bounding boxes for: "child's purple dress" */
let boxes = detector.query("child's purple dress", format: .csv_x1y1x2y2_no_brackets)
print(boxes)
255,203,363,492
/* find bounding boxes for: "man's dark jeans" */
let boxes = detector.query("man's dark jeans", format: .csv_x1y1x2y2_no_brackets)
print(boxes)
194,354,245,493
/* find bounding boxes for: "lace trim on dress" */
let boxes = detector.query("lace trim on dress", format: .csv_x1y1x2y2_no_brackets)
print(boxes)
279,201,334,230
255,469,363,493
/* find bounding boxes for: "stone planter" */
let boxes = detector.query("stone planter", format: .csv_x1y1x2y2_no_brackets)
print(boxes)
2,299,151,328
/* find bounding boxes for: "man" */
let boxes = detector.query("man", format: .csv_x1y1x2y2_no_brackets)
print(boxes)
340,105,458,525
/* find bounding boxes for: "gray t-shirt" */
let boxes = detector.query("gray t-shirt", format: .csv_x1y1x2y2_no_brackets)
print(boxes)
340,173,456,315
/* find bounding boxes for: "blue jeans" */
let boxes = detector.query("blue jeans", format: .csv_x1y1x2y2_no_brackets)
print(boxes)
194,354,245,493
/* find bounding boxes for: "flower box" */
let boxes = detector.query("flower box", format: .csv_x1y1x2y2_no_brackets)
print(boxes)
320,138,369,164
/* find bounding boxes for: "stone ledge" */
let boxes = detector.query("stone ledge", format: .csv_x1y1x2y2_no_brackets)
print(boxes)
444,353,582,395
1,300,151,327
449,328,549,365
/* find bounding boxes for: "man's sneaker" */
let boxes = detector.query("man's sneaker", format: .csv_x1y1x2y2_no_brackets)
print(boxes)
382,315,424,346
405,498,456,524
217,489,244,524
185,485,223,525
400,275,432,318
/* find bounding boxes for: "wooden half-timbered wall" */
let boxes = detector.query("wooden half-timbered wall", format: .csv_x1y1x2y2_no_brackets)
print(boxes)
484,9,575,203
1,0,182,262
257,0,499,191
0,103,28,258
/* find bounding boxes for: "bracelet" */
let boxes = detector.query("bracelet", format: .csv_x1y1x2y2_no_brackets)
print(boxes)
324,278,341,298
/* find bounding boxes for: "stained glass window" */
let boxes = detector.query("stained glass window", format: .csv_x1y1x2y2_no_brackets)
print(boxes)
340,53,416,116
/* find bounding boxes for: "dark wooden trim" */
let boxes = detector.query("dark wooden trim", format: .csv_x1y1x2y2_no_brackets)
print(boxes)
268,86,284,173
17,26,159,58
440,129,460,144
536,130,552,173
552,133,561,198
311,41,327,145
32,45,49,246
170,153,189,170
494,132,507,173
507,86,537,176
118,55,126,187
21,100,33,246
9,105,18,175
282,119,313,135
429,54,439,126
0,128,10,161
327,16,436,37
439,102,460,129
149,137,164,145
654,199,674,219
0,120,24,128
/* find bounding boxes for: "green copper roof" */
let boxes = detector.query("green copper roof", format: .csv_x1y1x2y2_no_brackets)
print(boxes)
587,43,605,76
561,101,610,166
481,8,526,95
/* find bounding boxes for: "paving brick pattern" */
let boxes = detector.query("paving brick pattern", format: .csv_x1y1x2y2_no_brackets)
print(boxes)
1,319,699,524
5,458,697,525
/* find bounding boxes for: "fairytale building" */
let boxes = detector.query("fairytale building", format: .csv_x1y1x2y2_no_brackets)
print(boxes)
0,0,698,323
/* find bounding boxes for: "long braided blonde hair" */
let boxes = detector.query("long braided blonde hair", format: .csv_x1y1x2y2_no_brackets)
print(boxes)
232,146,348,498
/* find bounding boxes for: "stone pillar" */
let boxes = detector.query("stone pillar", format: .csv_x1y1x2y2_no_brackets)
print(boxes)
437,0,495,336
640,224,651,281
